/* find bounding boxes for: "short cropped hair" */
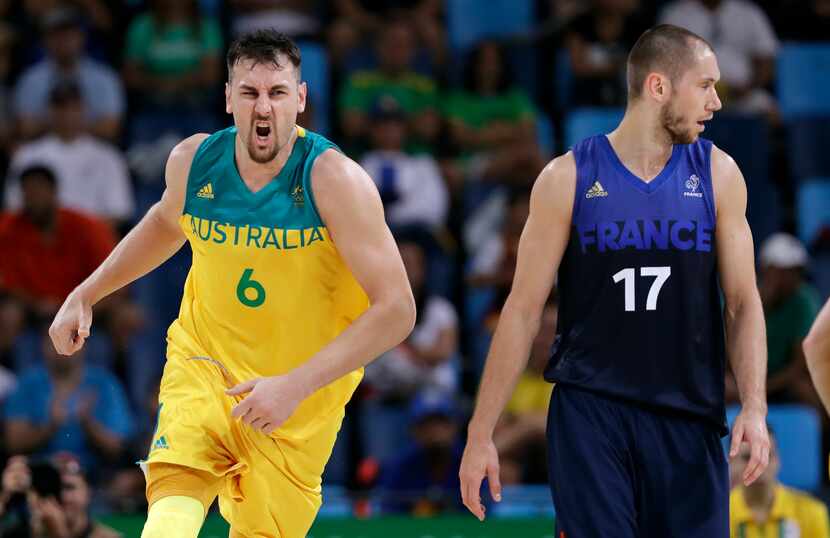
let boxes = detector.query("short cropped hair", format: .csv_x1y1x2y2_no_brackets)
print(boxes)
226,29,302,80
627,24,713,100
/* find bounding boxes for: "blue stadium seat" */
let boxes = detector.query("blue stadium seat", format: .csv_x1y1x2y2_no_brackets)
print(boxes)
796,178,830,246
492,485,555,518
704,113,778,247
563,108,624,149
777,43,830,120
554,49,573,111
726,404,822,491
536,114,555,158
788,118,830,181
446,0,534,52
298,42,329,135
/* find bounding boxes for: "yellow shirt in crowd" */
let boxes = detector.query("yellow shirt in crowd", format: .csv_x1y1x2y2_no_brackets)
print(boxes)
730,485,830,538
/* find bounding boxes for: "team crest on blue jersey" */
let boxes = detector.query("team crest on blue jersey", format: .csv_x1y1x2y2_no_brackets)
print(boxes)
684,175,703,198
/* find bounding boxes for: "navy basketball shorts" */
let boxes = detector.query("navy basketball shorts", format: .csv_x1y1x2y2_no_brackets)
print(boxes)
547,384,728,538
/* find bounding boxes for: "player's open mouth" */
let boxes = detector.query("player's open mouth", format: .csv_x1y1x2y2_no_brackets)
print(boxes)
697,117,712,130
255,123,271,143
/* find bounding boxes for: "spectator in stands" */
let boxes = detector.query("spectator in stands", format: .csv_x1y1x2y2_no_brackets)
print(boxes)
467,188,529,293
230,0,322,39
12,6,124,141
758,233,822,408
360,96,449,230
0,22,15,163
54,454,122,538
6,81,135,227
444,41,544,190
564,0,646,107
379,393,464,515
0,165,116,323
729,427,829,537
328,0,445,69
659,0,779,115
3,329,134,474
493,297,557,485
364,231,458,400
123,0,223,114
339,20,440,154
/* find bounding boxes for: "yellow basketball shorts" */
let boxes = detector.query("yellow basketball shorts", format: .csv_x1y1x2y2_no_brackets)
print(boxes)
141,351,343,538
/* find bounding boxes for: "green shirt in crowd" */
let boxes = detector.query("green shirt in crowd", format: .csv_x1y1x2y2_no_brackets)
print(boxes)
339,70,438,115
766,282,821,376
125,14,223,77
443,88,536,130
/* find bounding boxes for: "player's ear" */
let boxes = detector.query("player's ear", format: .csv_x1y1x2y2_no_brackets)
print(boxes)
297,80,307,115
225,82,232,114
645,72,669,103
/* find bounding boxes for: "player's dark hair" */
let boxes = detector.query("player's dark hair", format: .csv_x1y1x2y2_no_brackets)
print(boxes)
227,29,301,81
626,24,713,100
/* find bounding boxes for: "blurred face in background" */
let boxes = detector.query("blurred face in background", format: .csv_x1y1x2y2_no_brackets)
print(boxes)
51,96,84,139
60,470,90,522
413,415,458,454
45,26,85,66
370,117,407,151
474,42,505,93
42,331,82,379
377,22,415,75
760,265,803,307
226,57,307,164
20,172,58,227
658,41,722,144
399,241,426,297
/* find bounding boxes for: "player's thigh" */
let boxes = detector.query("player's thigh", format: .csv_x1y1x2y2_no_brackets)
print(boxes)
547,385,638,538
145,462,223,513
220,461,321,538
635,415,729,537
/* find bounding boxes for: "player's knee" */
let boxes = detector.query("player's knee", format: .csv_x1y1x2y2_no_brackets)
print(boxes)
141,495,205,538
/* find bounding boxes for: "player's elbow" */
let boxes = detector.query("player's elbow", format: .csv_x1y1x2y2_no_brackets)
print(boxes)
397,289,417,340
804,329,828,368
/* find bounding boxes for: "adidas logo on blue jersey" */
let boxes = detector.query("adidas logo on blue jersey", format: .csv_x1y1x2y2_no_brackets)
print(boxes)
585,180,608,199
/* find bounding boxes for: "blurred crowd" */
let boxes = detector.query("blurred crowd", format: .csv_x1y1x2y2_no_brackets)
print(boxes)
0,0,827,530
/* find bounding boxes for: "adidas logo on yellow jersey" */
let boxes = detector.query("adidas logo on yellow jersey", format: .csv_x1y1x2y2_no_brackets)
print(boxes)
585,180,608,199
197,183,215,199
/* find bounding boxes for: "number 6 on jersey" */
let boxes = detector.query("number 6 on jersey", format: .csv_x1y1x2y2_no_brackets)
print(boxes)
612,266,671,312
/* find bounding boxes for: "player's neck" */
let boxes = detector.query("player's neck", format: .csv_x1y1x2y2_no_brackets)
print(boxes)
235,126,298,185
607,110,674,181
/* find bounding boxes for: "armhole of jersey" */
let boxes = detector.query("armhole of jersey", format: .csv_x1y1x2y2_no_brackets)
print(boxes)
570,139,595,226
182,133,216,217
701,139,717,223
304,144,342,229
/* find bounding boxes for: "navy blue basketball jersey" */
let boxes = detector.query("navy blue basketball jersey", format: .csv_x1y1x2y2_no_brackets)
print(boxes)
545,134,727,433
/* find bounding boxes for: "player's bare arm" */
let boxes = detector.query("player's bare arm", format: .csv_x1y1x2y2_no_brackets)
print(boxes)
226,148,416,434
49,134,207,356
712,145,770,486
459,153,575,521
805,299,830,413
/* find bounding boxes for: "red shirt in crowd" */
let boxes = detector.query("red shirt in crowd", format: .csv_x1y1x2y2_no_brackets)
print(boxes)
0,208,115,303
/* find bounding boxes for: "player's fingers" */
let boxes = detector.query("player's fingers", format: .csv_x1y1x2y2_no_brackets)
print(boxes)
226,379,259,396
487,462,502,502
231,398,251,419
77,308,91,338
743,441,763,485
729,420,744,457
463,474,485,521
745,442,769,486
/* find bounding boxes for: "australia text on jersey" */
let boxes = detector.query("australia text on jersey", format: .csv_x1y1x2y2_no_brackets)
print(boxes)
577,219,713,253
187,214,326,250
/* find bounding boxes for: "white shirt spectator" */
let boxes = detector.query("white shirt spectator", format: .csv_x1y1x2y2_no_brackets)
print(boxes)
361,150,449,229
365,296,458,398
660,0,778,89
13,58,124,128
6,134,134,221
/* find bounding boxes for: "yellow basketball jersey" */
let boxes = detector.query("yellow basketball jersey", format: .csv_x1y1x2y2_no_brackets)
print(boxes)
166,125,368,441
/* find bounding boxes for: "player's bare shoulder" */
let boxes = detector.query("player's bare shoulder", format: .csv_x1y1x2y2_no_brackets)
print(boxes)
309,148,381,222
157,133,211,223
531,151,577,221
709,144,746,217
